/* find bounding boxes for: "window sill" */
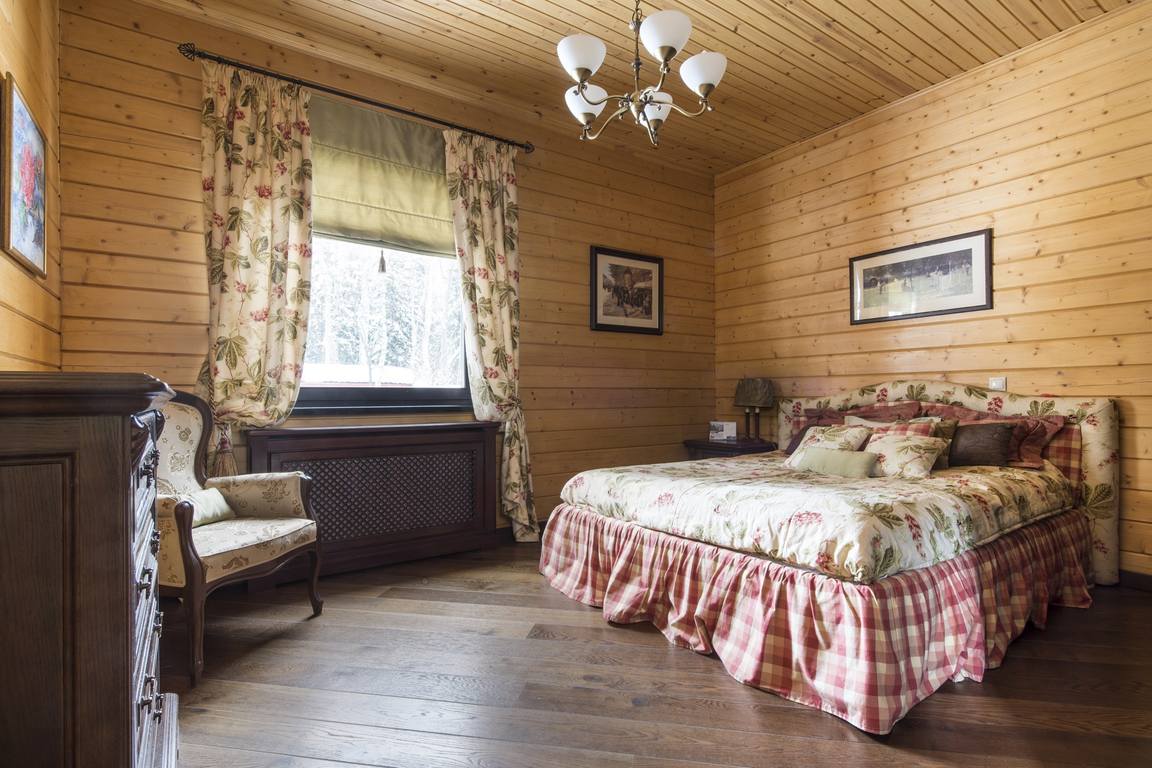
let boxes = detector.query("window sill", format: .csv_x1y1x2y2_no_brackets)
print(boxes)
289,403,475,417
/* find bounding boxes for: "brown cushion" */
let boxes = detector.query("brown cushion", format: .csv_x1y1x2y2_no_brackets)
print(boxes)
919,403,1063,468
949,422,1017,467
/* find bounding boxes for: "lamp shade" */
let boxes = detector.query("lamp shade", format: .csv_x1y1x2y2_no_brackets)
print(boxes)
557,34,607,83
733,377,775,408
642,91,673,130
681,51,727,98
565,84,608,126
639,10,692,63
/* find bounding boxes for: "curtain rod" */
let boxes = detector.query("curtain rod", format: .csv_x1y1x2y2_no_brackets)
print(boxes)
177,42,535,154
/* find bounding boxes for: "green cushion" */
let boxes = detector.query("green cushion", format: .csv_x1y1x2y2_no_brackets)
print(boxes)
185,487,236,527
793,447,877,478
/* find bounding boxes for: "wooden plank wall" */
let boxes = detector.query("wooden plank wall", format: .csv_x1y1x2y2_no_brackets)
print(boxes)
0,0,61,371
713,2,1152,576
57,0,714,521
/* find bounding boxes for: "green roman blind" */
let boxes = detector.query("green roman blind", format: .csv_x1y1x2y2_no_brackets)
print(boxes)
310,95,454,257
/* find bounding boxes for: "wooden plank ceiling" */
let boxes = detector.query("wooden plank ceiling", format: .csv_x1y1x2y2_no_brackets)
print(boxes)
132,0,1134,174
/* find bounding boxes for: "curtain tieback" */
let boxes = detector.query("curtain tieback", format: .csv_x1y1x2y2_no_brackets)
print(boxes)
496,396,524,422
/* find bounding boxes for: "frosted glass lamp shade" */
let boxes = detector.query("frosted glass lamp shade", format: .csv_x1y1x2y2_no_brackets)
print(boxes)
565,84,608,126
557,34,607,83
642,91,674,131
639,10,692,63
681,51,727,97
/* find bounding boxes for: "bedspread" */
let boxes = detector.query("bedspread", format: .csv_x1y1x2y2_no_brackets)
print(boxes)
560,453,1075,582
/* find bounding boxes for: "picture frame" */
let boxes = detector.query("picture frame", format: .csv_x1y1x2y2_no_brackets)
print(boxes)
589,245,664,335
708,421,737,441
849,229,992,325
2,72,48,277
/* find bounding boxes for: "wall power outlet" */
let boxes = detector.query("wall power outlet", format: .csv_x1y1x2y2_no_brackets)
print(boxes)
988,376,1007,391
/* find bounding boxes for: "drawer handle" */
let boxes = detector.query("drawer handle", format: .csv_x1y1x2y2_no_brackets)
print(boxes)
152,610,164,637
150,529,161,555
153,692,166,721
136,568,154,597
141,448,159,484
137,686,155,713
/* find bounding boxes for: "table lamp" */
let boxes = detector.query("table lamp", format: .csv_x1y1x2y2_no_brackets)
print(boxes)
733,377,775,441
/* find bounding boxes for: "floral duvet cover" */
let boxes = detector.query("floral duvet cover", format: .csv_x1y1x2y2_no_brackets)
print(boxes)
559,453,1076,583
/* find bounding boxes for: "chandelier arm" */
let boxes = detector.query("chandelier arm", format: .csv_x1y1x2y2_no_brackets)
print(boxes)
667,100,711,118
584,104,632,141
577,82,631,107
653,65,669,93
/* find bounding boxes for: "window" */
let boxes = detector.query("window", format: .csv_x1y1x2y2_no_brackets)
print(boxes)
295,236,469,412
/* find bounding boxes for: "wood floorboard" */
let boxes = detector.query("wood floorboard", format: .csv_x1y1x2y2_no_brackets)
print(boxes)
163,544,1152,768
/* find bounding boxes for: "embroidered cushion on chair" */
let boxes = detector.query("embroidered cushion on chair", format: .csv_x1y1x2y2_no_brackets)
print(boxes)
193,517,317,584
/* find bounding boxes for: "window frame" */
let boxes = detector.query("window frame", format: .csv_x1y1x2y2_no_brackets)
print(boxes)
295,236,471,415
292,380,472,415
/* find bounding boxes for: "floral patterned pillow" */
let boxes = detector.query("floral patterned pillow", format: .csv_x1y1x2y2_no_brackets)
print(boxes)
865,434,950,479
784,425,872,468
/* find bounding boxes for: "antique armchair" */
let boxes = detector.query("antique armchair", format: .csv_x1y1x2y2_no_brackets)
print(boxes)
155,391,322,685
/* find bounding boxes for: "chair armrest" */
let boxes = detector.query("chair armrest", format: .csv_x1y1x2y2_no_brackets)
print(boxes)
205,472,312,519
156,495,202,589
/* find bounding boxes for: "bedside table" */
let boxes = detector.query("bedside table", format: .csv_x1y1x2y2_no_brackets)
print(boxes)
684,438,778,460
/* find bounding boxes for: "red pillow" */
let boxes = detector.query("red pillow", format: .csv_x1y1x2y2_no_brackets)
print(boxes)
918,403,989,421
1005,416,1066,468
800,401,921,432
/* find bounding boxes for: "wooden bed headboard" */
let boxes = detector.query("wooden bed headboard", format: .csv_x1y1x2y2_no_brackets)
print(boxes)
776,380,1120,585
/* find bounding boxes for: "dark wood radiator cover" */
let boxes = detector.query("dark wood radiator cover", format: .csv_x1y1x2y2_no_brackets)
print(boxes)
247,421,502,579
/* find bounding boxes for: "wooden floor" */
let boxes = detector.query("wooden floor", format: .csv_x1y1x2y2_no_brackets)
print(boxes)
162,544,1152,768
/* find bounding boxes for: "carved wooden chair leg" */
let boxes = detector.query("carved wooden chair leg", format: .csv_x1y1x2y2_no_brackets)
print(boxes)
187,591,206,686
307,548,324,617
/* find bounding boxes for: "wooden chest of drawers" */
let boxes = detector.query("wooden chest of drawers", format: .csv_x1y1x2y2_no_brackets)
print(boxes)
0,373,180,767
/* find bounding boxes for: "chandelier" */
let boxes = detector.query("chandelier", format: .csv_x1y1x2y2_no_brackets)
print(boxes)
556,1,728,147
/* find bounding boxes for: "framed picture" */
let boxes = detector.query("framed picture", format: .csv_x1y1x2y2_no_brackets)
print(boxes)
590,245,663,335
849,229,992,325
2,72,48,277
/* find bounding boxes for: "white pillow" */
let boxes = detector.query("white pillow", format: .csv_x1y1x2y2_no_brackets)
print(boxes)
184,487,236,527
784,425,872,469
866,435,949,479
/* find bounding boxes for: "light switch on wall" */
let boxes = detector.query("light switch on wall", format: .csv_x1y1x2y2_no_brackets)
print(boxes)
988,376,1007,391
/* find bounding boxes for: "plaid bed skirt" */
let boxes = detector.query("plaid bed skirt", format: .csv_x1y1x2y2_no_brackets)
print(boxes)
539,504,1092,734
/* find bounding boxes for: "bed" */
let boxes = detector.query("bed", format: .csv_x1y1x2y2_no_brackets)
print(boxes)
539,380,1120,734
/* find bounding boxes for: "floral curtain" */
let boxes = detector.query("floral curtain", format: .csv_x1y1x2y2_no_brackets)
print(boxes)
198,62,313,475
444,130,539,542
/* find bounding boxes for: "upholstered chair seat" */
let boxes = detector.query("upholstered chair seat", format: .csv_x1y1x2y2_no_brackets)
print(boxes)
158,506,318,587
155,392,322,685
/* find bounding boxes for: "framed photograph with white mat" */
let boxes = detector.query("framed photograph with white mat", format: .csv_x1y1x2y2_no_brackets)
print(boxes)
849,229,992,325
590,246,663,335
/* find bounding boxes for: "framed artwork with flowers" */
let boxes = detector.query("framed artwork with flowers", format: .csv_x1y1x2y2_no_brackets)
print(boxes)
3,72,47,277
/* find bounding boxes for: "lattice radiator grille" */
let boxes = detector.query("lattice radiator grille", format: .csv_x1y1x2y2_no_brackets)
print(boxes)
282,451,475,542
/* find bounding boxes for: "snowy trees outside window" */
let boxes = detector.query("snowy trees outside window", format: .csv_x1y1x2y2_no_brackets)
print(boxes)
302,236,465,389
